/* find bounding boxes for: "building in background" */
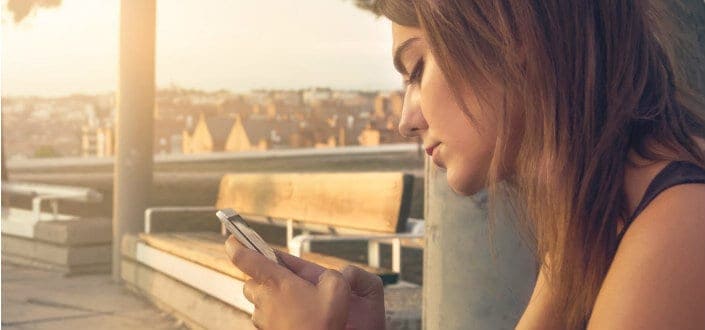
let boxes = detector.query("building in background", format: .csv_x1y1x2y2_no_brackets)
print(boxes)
184,113,275,153
225,115,270,152
186,113,236,153
3,88,414,160
81,123,113,157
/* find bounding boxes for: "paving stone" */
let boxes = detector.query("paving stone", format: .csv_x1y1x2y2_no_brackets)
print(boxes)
2,262,184,329
1,298,94,326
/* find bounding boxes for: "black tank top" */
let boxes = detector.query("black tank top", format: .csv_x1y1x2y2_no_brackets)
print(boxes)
617,161,705,241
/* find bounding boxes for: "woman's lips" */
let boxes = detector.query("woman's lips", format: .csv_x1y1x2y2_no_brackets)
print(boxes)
425,143,440,156
427,143,446,169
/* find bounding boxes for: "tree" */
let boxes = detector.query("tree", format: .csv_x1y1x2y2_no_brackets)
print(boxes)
34,145,61,158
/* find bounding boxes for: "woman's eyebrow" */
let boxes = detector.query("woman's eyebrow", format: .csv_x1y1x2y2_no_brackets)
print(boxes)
393,37,421,75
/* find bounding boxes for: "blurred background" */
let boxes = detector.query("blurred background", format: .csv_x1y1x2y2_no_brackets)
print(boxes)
1,1,428,329
2,0,415,160
1,0,427,259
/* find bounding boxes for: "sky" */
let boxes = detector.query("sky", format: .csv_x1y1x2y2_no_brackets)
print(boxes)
1,0,403,97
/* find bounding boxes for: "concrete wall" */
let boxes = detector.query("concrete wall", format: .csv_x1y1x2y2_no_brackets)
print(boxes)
423,161,536,329
7,144,424,174
7,145,425,219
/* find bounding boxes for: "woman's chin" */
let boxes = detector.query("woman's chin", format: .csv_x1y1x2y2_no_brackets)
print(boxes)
446,167,484,196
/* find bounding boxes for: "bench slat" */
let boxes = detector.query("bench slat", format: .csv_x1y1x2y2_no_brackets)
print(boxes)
215,172,413,234
138,232,398,284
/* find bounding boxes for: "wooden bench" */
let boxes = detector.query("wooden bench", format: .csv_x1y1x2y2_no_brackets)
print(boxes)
1,181,111,274
121,172,423,329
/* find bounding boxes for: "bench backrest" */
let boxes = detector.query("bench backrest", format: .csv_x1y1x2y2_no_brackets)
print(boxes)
215,172,414,234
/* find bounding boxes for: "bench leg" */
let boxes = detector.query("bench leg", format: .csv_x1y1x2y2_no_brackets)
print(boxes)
368,241,380,268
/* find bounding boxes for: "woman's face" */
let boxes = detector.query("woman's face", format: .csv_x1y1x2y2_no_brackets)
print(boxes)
392,23,498,195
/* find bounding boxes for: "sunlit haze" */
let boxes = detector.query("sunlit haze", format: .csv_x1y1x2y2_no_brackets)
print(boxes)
1,0,402,97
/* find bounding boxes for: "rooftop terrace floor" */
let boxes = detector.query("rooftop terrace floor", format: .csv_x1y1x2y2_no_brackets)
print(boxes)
2,262,188,329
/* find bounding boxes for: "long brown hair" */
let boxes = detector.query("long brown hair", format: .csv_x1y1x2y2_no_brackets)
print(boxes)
368,0,705,328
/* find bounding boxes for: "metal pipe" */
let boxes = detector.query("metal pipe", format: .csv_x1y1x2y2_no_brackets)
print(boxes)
113,0,156,281
2,182,102,202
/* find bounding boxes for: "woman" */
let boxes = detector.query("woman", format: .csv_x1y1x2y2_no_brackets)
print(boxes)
226,0,705,328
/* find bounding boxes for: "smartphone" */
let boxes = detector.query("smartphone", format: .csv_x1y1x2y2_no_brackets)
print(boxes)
217,208,280,264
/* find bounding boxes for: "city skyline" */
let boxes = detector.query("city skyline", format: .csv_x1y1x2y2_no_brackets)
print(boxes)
1,0,403,97
1,86,411,160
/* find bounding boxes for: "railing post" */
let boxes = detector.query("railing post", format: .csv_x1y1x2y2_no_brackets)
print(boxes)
113,0,156,281
391,238,401,273
286,219,294,245
301,229,311,252
50,199,59,220
422,158,535,329
31,196,42,222
367,241,380,268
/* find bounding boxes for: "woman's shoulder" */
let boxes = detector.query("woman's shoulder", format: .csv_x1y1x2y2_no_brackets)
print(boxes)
588,177,705,329
624,178,705,243
625,160,705,220
619,159,705,267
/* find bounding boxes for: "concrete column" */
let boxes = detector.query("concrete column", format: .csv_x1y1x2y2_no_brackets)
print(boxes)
2,116,8,219
422,158,536,329
112,0,156,281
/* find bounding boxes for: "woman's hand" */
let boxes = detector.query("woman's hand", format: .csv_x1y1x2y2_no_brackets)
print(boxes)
225,236,386,330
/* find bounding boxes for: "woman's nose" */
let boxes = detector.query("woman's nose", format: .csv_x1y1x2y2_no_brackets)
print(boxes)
398,96,428,138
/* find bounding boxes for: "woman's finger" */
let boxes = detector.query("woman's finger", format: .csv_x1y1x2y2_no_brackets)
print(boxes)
251,310,264,329
315,269,350,328
341,265,383,297
243,279,264,306
275,249,327,284
225,235,288,285
317,269,351,299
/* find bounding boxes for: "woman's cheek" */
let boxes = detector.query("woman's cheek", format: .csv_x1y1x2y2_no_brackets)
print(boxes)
446,145,492,196
446,164,472,196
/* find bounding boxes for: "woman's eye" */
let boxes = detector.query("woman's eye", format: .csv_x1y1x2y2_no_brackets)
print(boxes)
404,58,425,87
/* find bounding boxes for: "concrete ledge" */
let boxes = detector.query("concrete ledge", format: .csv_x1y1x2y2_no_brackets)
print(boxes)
1,208,111,246
384,282,422,330
121,259,256,330
33,217,112,245
2,234,111,266
1,208,112,275
9,144,420,171
2,253,110,275
1,208,77,239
